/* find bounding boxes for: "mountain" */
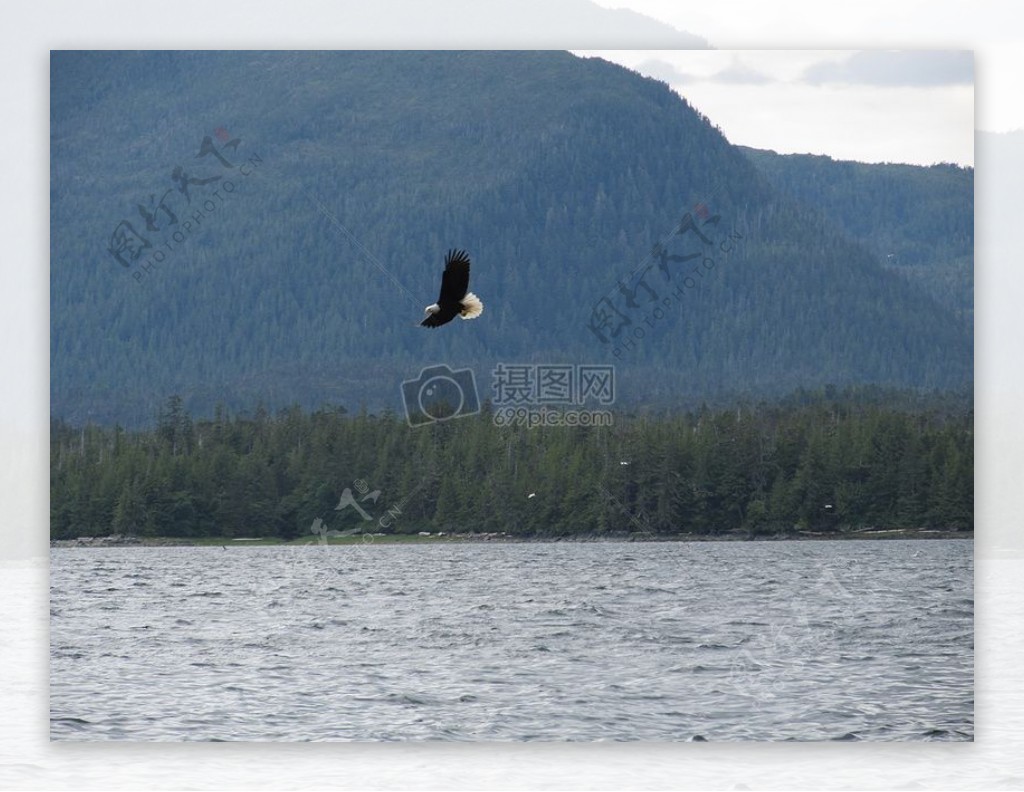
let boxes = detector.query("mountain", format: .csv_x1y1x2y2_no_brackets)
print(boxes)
739,147,973,325
50,50,972,427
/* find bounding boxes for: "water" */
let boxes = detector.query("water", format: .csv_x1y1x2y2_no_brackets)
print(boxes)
49,539,973,742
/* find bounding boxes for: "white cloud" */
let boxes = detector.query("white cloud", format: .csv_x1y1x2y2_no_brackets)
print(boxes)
711,57,773,84
632,57,695,84
588,0,1020,131
576,50,974,165
631,55,774,85
802,50,973,86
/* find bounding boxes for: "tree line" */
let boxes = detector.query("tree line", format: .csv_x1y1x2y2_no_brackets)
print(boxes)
50,391,973,540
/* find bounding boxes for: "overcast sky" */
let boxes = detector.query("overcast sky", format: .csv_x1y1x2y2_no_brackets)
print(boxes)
575,49,975,166
590,0,1019,135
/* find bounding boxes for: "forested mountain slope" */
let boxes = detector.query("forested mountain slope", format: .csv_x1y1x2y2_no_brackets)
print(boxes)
740,146,973,324
51,51,972,426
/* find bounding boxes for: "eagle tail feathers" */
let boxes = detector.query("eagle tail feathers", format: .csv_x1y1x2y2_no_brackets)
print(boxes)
459,292,483,319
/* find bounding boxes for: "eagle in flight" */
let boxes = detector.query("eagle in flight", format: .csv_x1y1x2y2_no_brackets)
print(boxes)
421,248,484,328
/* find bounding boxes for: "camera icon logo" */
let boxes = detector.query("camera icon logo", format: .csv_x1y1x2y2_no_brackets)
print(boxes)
401,364,481,427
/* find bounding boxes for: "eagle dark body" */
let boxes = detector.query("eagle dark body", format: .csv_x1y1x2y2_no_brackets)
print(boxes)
421,248,484,328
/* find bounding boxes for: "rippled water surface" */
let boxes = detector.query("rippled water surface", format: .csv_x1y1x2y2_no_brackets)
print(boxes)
50,539,972,741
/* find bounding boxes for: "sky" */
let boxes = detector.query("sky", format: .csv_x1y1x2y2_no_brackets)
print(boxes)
589,0,1020,135
573,49,975,166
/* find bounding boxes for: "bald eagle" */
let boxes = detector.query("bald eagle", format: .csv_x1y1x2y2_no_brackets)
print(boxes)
421,249,484,328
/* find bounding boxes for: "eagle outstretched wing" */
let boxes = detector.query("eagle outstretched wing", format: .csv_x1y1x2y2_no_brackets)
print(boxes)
436,248,471,304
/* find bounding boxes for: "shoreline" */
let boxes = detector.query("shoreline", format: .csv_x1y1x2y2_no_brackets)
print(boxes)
50,529,973,548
